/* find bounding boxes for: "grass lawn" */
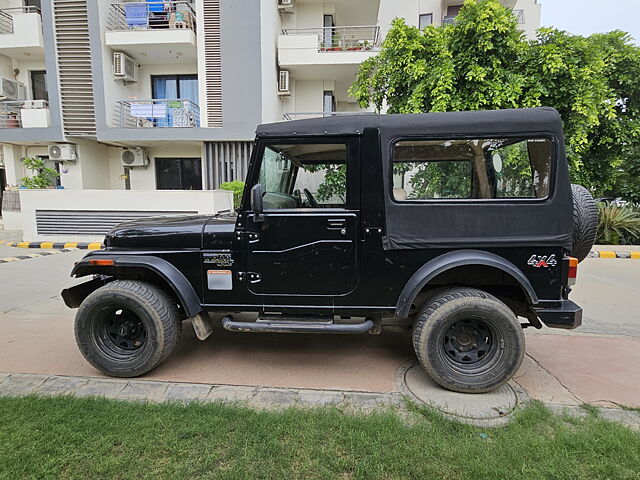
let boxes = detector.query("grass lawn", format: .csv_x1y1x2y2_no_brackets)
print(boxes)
0,395,639,479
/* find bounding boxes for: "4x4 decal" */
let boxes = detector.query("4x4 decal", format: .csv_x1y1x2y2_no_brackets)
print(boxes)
527,254,558,268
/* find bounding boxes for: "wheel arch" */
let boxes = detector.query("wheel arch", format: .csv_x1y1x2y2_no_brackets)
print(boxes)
65,254,202,318
395,250,539,319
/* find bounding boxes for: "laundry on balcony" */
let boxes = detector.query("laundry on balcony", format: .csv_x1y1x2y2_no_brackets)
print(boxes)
124,3,149,28
130,102,168,118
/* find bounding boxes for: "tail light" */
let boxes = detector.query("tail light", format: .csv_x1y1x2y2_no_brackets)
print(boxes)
567,257,578,285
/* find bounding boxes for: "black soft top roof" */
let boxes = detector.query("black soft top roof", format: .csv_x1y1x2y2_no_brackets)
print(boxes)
256,107,563,138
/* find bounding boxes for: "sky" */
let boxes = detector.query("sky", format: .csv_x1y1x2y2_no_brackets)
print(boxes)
540,0,640,44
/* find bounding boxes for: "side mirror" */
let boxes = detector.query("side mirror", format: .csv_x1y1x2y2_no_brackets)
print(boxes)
250,183,264,221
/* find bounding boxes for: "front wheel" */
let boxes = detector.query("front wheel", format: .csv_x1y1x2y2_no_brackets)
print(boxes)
412,288,524,393
74,280,182,377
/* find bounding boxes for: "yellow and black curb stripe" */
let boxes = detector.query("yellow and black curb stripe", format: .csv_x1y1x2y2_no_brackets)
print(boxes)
0,240,104,250
589,250,640,259
0,248,76,264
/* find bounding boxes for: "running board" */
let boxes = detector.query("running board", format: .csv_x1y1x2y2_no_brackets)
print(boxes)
221,315,375,334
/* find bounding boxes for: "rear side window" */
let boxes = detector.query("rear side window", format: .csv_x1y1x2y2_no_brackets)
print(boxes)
392,138,553,201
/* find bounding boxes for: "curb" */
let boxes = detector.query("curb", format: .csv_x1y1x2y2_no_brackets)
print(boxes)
0,240,103,250
0,372,401,412
0,248,76,264
589,250,640,259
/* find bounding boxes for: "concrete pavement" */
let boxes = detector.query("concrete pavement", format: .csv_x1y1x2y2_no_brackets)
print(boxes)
0,249,639,423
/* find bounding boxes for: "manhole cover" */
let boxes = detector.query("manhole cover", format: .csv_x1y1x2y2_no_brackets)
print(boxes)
403,363,518,420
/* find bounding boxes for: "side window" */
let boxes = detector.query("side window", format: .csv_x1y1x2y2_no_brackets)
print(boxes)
392,138,552,201
258,143,347,210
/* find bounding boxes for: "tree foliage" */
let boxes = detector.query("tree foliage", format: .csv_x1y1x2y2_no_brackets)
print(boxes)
350,0,640,199
20,157,59,189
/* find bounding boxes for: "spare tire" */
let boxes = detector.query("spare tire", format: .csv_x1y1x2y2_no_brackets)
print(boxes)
570,184,598,262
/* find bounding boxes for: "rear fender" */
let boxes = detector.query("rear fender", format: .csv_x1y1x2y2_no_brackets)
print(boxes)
67,253,202,317
395,249,539,319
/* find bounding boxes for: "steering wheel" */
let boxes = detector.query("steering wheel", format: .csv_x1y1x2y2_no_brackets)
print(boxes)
303,188,319,208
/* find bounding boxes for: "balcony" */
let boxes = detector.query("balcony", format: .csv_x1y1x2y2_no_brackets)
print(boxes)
279,26,380,79
105,1,197,64
0,7,45,59
114,99,200,128
0,101,50,129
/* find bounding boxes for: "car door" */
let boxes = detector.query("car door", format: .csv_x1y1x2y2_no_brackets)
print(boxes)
243,138,360,298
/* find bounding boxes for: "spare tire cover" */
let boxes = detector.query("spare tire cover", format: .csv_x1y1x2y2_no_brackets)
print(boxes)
570,184,598,263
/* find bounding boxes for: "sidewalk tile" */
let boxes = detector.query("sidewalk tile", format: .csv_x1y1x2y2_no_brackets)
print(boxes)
207,385,257,403
75,379,127,399
163,383,213,403
0,373,49,396
37,376,89,395
118,381,169,402
251,388,300,408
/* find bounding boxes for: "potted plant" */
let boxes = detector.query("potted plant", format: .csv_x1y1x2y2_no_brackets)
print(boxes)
20,157,60,189
328,32,343,51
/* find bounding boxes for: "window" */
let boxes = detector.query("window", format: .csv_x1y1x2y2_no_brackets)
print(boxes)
151,74,198,103
30,71,48,101
392,138,553,201
419,13,433,30
156,158,202,190
25,0,41,10
257,143,348,209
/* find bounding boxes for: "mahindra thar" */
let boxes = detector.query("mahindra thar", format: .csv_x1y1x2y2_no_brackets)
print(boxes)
62,108,597,393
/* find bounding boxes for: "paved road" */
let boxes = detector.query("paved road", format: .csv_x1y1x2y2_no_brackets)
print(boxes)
0,250,638,407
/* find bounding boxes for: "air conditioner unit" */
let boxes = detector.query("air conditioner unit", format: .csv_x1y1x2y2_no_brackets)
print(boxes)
48,144,77,162
21,100,47,109
278,70,290,95
121,147,149,167
0,77,26,101
113,52,138,82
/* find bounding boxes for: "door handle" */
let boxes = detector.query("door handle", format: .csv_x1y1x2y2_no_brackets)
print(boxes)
327,218,346,230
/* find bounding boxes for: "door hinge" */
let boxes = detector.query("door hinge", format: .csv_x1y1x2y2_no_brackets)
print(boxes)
235,231,260,243
237,271,261,283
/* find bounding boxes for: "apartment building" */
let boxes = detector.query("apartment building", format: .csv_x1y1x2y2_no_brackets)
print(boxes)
0,0,540,238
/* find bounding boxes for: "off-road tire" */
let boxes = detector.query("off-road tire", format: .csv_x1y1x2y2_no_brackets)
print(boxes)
571,184,598,263
412,288,525,393
74,280,182,377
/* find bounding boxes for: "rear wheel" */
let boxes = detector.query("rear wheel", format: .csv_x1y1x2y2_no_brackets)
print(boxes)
412,288,524,393
74,280,182,377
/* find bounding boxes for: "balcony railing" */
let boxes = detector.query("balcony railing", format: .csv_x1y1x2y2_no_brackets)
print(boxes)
0,10,12,34
281,25,381,52
0,6,41,34
0,100,49,128
283,111,376,121
0,101,22,128
107,1,196,33
114,99,200,128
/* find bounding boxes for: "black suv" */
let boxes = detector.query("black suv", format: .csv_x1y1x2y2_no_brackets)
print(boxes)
63,108,597,393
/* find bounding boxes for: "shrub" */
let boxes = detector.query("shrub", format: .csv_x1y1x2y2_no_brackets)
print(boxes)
219,180,245,210
20,157,59,189
596,203,640,245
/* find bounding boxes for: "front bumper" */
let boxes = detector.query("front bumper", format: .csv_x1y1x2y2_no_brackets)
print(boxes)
534,300,583,329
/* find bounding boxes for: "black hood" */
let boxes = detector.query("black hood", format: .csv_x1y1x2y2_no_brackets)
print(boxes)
106,215,213,250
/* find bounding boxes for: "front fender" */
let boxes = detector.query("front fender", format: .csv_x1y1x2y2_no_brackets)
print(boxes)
395,249,539,319
69,253,202,317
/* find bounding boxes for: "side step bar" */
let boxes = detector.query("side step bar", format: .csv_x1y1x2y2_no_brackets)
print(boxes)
221,315,375,334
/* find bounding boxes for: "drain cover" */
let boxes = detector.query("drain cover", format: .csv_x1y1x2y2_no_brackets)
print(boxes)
403,364,518,420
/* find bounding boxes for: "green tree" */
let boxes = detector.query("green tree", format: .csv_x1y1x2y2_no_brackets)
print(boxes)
20,157,59,189
350,0,640,199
